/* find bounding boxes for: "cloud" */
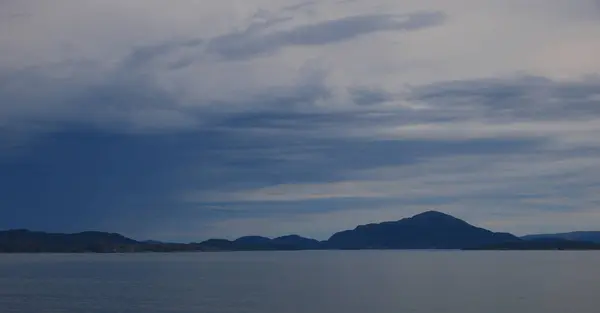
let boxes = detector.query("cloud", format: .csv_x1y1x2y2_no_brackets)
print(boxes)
349,87,394,106
186,152,600,203
206,11,445,60
364,76,600,148
408,75,600,119
1,1,598,138
1,0,600,240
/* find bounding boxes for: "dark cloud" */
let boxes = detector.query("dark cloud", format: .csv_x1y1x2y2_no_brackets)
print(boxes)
207,11,445,60
350,87,394,106
0,129,274,236
0,63,192,134
0,122,539,238
122,39,204,70
409,75,600,119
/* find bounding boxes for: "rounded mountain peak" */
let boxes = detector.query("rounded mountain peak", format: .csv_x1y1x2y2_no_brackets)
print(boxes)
410,210,456,219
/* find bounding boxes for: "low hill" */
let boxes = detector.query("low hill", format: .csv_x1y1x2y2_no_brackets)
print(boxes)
522,231,600,243
272,235,321,249
0,229,139,252
0,229,202,252
197,235,323,251
466,238,600,250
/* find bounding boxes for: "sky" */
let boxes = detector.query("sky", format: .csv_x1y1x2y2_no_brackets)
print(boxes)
1,0,600,241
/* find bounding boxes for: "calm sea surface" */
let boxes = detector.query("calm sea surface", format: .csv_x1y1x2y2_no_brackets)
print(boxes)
1,251,599,313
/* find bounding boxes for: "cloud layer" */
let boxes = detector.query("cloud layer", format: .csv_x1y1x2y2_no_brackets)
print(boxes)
1,0,599,240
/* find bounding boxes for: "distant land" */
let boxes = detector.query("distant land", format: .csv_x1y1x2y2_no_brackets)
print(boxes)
1,211,599,252
521,231,600,243
466,238,600,250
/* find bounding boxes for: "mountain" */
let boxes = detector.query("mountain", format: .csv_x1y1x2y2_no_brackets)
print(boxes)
0,229,203,252
272,235,321,249
466,238,600,250
195,239,237,251
522,231,600,243
0,229,139,252
325,211,520,249
234,236,272,245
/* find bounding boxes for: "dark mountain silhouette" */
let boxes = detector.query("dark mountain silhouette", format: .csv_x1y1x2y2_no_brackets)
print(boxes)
272,235,321,248
522,231,600,243
325,211,520,249
195,239,237,251
234,236,272,245
0,229,138,252
3,211,598,252
0,229,206,252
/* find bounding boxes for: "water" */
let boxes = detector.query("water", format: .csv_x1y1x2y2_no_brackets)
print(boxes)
1,251,599,313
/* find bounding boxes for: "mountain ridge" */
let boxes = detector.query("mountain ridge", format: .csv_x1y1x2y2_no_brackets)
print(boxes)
1,211,598,252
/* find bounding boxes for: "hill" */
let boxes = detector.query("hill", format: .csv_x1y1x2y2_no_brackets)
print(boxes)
325,211,520,249
0,229,201,253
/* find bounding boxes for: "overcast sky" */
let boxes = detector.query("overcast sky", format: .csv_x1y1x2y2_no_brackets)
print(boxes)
1,0,600,241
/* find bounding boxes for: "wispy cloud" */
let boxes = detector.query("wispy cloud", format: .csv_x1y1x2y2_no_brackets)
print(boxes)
205,11,445,60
